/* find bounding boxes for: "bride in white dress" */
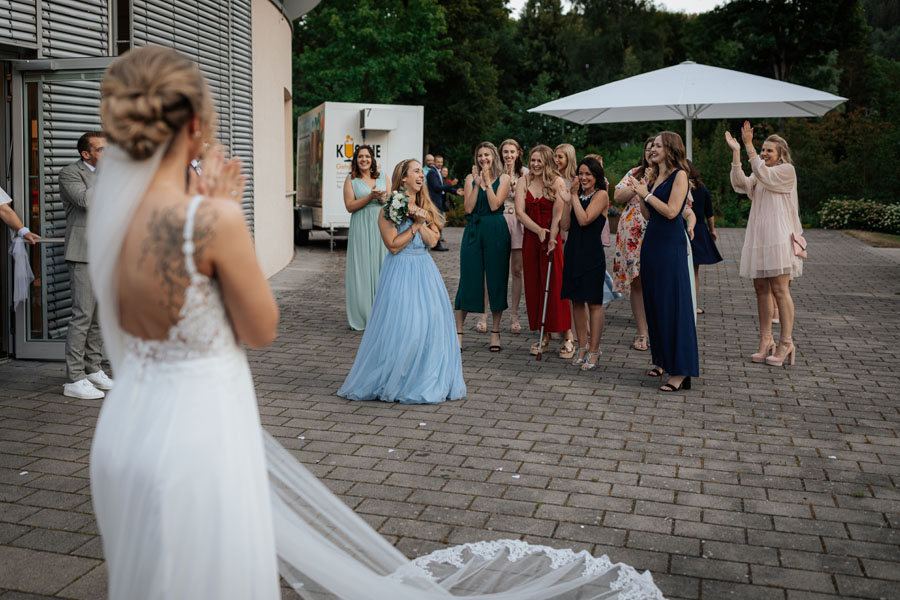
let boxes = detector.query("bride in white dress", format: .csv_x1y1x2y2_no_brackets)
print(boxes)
89,46,665,600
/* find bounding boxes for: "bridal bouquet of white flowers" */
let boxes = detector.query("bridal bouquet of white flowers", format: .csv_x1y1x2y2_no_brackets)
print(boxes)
383,188,410,227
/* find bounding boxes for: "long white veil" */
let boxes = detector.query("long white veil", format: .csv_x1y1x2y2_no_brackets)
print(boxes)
87,142,166,371
88,142,665,600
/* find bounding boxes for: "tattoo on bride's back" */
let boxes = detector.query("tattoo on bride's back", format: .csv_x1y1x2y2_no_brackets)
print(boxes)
138,205,218,322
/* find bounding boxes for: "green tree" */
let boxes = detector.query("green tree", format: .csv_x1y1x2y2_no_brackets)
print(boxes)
292,0,450,118
417,0,507,163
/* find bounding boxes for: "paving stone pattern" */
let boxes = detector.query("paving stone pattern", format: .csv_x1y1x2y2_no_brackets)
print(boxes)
1,228,899,599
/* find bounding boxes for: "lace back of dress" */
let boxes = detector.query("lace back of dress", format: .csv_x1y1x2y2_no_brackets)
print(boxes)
123,195,238,363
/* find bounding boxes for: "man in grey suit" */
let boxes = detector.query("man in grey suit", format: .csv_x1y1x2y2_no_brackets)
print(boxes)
60,131,113,400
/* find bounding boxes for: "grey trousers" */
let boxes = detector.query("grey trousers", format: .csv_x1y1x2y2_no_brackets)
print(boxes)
65,261,103,382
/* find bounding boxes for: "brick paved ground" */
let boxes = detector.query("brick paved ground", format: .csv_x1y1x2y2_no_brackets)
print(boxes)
1,227,899,599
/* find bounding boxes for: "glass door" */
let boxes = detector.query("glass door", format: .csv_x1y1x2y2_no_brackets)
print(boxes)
10,59,110,360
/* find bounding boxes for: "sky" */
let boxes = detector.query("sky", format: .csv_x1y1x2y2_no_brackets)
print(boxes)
506,0,723,17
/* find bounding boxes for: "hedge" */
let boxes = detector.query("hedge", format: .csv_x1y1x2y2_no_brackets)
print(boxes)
819,199,900,234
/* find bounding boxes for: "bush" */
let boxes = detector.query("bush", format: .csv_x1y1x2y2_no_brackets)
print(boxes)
819,198,899,232
884,204,900,234
444,193,466,227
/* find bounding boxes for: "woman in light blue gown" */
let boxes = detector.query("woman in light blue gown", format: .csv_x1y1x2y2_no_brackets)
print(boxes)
344,145,390,330
338,159,465,405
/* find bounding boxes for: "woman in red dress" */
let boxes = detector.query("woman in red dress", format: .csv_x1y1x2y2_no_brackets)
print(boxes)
515,144,574,358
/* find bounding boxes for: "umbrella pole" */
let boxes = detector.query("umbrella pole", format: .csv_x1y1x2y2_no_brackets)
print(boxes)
685,117,693,161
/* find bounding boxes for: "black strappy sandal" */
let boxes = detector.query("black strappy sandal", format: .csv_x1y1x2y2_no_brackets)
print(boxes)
660,377,691,392
647,366,664,377
489,330,501,352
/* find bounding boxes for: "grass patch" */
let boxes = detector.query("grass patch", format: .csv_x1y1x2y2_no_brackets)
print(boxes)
844,230,900,248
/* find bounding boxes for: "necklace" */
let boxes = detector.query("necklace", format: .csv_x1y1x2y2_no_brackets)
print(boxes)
578,189,596,204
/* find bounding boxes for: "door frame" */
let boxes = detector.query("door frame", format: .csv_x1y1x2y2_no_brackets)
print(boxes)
8,57,112,360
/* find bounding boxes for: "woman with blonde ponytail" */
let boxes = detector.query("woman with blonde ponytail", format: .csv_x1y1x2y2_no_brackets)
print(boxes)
339,158,464,403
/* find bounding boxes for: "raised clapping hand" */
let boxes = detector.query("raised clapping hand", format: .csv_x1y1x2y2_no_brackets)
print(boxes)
190,146,245,203
740,120,754,147
479,166,493,191
724,130,741,151
629,176,649,199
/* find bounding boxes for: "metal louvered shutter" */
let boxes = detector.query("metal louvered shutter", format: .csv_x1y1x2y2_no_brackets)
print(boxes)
0,0,38,47
39,76,103,337
132,0,254,231
40,0,108,58
230,0,254,229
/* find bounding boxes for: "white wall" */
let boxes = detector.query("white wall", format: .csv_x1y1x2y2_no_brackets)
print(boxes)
252,0,294,277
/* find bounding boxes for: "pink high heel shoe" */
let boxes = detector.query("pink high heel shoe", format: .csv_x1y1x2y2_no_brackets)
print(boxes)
765,341,796,367
751,336,776,363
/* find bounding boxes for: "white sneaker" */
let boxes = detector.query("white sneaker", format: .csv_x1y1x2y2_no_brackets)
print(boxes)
86,370,114,391
63,379,105,400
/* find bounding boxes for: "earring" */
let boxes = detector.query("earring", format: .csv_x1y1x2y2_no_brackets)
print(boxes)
193,131,202,138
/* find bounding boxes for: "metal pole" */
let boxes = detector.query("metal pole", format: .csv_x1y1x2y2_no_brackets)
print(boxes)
685,118,693,160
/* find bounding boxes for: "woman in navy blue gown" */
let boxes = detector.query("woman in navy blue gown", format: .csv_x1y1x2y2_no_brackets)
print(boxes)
629,132,699,392
687,161,723,314
338,159,466,404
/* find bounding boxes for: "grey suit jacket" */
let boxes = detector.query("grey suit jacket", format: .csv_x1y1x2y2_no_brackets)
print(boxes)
59,160,96,263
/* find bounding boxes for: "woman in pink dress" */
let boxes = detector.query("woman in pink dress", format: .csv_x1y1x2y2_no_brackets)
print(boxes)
612,137,654,351
727,122,803,367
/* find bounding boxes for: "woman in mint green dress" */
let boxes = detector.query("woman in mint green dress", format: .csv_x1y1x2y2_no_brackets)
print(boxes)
344,146,390,330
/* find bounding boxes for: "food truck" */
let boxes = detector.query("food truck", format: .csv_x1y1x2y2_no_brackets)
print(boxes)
295,102,424,247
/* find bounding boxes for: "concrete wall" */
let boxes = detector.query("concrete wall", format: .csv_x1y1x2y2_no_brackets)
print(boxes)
252,0,294,277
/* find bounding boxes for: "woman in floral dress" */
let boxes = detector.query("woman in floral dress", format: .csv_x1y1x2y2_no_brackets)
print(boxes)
612,137,654,351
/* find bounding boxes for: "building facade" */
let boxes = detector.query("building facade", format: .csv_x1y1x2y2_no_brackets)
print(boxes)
0,0,308,359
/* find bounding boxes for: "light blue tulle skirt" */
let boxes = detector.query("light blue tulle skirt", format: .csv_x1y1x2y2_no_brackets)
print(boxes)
338,236,466,405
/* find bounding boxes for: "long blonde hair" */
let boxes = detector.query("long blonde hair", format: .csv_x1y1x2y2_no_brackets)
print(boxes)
764,134,792,164
554,143,577,180
647,131,690,186
528,145,559,202
392,159,445,229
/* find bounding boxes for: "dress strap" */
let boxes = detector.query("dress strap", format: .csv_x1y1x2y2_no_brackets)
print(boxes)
182,195,204,277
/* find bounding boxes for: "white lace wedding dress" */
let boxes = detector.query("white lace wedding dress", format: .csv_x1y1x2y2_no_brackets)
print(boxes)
90,196,280,598
89,146,667,600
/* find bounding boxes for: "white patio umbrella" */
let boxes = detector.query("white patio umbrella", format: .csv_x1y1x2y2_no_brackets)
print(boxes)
529,61,846,158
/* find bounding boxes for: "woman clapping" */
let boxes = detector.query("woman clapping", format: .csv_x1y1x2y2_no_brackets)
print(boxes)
560,157,613,371
454,142,511,352
727,122,803,367
630,132,699,392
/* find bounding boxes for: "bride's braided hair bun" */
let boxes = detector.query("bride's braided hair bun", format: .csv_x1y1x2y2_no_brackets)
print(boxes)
100,45,215,161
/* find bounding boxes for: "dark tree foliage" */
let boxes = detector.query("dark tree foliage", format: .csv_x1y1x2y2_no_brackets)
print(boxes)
412,0,508,166
291,0,450,118
291,0,899,224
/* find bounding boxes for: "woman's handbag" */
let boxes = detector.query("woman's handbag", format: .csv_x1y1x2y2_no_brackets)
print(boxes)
791,232,808,259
